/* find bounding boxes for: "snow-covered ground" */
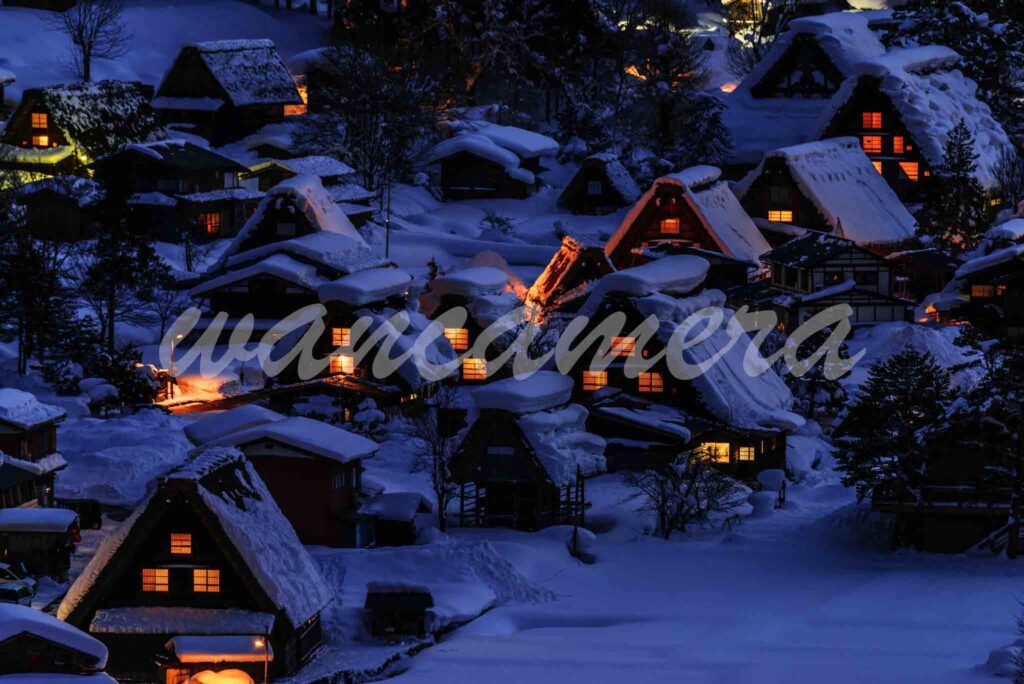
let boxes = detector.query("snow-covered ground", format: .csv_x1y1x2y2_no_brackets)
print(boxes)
0,0,327,101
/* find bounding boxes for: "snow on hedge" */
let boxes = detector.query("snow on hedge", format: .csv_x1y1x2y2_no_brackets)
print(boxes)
183,404,285,446
471,371,574,415
0,603,107,665
177,39,302,107
735,137,917,244
816,46,1013,189
318,267,412,307
208,416,379,464
0,507,78,533
0,388,65,429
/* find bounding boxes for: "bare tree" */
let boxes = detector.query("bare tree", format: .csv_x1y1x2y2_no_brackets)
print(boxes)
994,146,1024,210
48,0,132,82
147,282,192,342
725,0,798,77
622,448,745,539
410,384,460,532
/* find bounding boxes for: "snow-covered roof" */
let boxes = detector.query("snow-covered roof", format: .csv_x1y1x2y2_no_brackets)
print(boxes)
740,11,885,98
429,267,509,300
118,139,246,173
471,371,573,415
358,492,432,522
428,133,536,185
585,153,641,203
0,388,66,429
606,168,771,264
60,448,334,631
18,176,103,207
456,122,559,159
207,416,379,463
987,219,1024,243
0,452,67,477
353,307,458,390
0,604,107,666
0,507,78,533
89,607,275,635
279,155,355,178
190,253,329,297
0,68,14,85
723,96,829,166
955,244,1024,279
183,405,286,446
181,39,302,107
735,137,917,244
816,46,1013,189
286,47,330,74
222,230,387,278
150,95,224,112
168,635,274,663
593,400,692,443
317,267,412,307
518,404,606,486
579,255,709,316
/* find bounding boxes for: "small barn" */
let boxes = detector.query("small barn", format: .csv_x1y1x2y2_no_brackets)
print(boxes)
57,447,334,683
604,165,770,280
950,245,1024,338
203,415,379,547
723,11,885,169
816,46,1014,202
92,140,260,241
0,81,160,179
885,248,962,302
449,372,606,531
359,493,432,547
0,507,80,580
428,123,558,200
527,232,614,314
0,603,115,683
0,388,66,509
152,40,304,145
364,582,434,640
734,137,918,247
559,153,641,215
18,175,103,241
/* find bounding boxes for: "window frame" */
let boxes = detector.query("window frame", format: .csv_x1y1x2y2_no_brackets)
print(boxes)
192,568,221,593
861,111,883,129
142,568,169,592
659,217,681,235
767,210,793,223
637,372,664,393
169,533,191,555
582,370,608,391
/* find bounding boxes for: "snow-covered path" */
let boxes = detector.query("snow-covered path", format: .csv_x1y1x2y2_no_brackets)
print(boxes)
391,478,1023,683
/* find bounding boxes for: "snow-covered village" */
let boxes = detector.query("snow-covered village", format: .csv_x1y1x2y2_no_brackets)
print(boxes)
0,0,1024,681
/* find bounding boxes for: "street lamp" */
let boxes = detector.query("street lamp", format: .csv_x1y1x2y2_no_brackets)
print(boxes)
253,636,269,684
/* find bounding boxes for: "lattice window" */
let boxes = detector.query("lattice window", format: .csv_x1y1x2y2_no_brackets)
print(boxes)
462,358,487,381
169,533,191,555
861,112,882,129
444,328,469,351
142,568,169,592
638,372,664,393
767,210,793,223
582,370,607,391
193,568,221,593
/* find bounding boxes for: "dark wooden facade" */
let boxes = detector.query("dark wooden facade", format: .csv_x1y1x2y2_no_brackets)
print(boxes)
739,158,837,234
559,156,638,215
0,414,63,510
436,150,533,200
818,77,933,202
959,256,1024,339
20,180,100,241
749,33,846,99
0,608,107,679
886,249,962,303
449,409,586,531
365,587,434,640
0,513,80,580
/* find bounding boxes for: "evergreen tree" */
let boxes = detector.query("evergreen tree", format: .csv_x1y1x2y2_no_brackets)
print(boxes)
916,119,988,255
784,327,851,434
836,347,956,501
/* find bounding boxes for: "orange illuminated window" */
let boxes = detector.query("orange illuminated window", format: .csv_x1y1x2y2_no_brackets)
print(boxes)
200,212,221,235
444,328,469,350
609,336,636,357
193,568,220,593
768,210,793,223
462,357,487,381
660,218,681,234
861,136,882,153
862,112,882,129
142,568,169,592
169,533,191,555
971,285,996,298
737,446,755,461
582,370,608,391
166,668,191,684
638,372,663,393
701,442,731,463
893,136,905,154
331,327,351,348
872,161,883,174
285,83,308,116
31,113,47,129
330,354,354,374
899,162,919,181
31,135,49,147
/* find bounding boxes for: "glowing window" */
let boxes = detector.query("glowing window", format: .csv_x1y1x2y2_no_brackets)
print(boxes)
767,210,793,223
142,568,169,592
31,135,49,147
609,336,635,357
200,212,221,235
971,285,996,298
169,533,191,555
330,354,354,374
462,357,487,381
872,161,883,174
737,446,755,462
660,218,681,234
31,113,47,129
331,327,352,348
285,84,308,116
862,112,882,129
893,136,905,154
444,328,469,350
193,568,220,593
701,442,731,463
991,197,1003,207
861,136,882,153
899,162,919,181
638,372,664,393
582,370,608,391
166,668,191,684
